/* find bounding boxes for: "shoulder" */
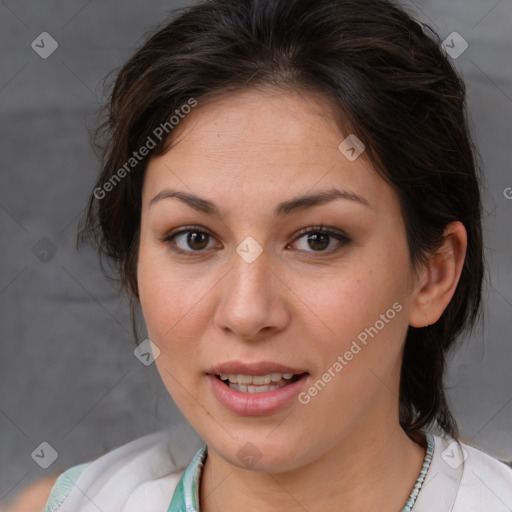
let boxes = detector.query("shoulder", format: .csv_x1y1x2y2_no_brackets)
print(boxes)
41,463,91,512
1,474,65,512
42,427,204,512
414,433,512,512
457,438,512,509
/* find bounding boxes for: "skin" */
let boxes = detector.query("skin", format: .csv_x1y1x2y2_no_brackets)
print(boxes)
3,475,59,512
137,88,467,512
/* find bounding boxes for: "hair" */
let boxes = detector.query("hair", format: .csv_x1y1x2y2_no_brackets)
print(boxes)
78,0,484,443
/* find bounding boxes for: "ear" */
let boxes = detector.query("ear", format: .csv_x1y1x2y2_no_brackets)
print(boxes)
409,221,467,328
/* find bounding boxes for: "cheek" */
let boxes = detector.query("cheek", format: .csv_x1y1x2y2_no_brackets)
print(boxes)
317,258,405,329
139,272,198,341
298,270,407,423
137,235,206,341
136,240,222,403
306,241,410,374
137,250,206,406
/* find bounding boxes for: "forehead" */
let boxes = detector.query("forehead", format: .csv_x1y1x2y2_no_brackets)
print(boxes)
142,88,396,216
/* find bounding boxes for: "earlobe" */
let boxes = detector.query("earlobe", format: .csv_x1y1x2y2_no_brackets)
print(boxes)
409,221,467,328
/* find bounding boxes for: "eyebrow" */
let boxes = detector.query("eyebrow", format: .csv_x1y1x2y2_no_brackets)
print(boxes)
149,187,371,217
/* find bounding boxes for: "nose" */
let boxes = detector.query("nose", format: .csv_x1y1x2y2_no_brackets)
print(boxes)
213,247,290,341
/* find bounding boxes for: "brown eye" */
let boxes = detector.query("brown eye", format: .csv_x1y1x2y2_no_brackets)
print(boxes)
290,227,351,254
182,231,210,251
162,225,350,257
163,227,218,254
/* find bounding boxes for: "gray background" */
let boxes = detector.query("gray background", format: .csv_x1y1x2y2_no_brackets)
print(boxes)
1,0,511,506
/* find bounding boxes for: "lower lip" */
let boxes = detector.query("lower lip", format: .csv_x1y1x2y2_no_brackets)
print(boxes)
207,374,309,416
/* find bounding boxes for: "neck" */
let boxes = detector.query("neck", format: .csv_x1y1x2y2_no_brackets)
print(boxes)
199,415,426,512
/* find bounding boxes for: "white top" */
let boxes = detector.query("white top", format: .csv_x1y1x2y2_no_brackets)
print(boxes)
43,427,512,512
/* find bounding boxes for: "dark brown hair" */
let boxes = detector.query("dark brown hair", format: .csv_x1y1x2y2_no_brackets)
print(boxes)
78,0,484,442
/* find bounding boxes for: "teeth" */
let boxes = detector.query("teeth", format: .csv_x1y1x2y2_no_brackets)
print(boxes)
228,382,289,393
219,372,298,384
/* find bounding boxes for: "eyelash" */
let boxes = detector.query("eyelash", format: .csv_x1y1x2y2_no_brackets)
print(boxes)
160,225,351,257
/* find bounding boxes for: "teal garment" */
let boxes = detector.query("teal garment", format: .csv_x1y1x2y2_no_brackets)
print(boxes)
43,462,91,512
167,433,435,512
167,444,207,512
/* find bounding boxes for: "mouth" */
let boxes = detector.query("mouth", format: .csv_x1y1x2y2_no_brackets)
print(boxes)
213,372,308,394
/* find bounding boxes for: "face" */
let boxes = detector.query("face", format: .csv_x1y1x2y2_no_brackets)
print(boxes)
137,88,418,472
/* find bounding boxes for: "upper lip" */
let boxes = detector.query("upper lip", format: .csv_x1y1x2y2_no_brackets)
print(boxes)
208,360,309,376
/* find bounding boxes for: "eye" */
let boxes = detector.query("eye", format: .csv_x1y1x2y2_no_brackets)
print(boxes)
289,226,351,254
162,226,219,255
161,225,351,256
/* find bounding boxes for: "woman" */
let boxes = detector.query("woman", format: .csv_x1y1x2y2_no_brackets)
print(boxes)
41,0,512,510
